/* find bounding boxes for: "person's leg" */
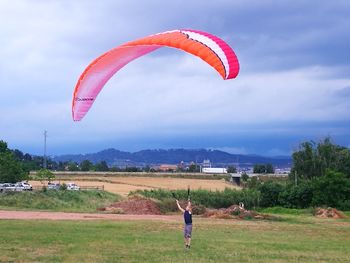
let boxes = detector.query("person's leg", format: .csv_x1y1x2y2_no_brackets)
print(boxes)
187,225,192,248
184,225,188,248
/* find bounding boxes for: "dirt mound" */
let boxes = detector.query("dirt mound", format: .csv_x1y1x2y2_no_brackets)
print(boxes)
315,207,346,219
203,204,272,220
101,196,161,215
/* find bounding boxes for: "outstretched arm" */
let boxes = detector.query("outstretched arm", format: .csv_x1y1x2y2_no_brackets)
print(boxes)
176,200,185,213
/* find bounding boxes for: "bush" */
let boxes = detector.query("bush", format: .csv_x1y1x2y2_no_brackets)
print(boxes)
137,172,350,211
311,170,350,210
258,181,285,207
60,183,67,191
36,169,55,183
134,188,261,210
0,140,28,183
156,198,179,214
279,182,313,209
246,176,260,189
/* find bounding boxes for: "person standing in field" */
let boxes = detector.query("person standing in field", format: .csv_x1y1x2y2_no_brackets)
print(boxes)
176,199,192,249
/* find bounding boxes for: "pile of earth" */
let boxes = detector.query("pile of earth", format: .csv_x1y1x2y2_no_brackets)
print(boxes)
99,196,161,215
203,204,273,220
99,198,274,219
315,207,347,219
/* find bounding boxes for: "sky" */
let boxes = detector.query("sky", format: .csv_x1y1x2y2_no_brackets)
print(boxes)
1,0,350,156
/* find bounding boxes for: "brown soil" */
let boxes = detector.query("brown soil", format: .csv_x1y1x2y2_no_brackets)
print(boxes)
203,204,273,220
315,207,347,219
0,210,180,221
100,196,161,215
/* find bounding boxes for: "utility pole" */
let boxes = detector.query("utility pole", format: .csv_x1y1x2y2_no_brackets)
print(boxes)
43,130,47,169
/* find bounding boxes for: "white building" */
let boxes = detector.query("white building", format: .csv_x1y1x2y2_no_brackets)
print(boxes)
202,167,227,174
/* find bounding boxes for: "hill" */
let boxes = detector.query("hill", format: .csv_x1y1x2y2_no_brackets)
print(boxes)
53,148,292,168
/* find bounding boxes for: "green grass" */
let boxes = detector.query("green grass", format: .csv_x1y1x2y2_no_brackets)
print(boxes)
257,206,312,216
0,190,120,212
0,216,349,262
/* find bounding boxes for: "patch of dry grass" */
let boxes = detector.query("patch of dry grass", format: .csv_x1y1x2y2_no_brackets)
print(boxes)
30,176,238,196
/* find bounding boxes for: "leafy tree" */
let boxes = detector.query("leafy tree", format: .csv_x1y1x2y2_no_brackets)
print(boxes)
0,140,28,183
311,170,350,210
67,162,79,171
253,164,274,173
279,181,313,208
23,153,32,161
125,166,140,172
253,164,264,173
95,161,109,171
188,163,200,173
143,165,151,172
80,160,93,171
57,161,67,171
292,137,350,180
241,172,249,182
110,166,121,172
265,163,274,173
246,176,260,189
258,181,285,207
13,149,24,161
36,169,55,184
227,165,237,173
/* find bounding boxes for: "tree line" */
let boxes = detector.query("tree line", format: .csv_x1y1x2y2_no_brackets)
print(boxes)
1,137,349,211
0,141,243,176
241,137,350,210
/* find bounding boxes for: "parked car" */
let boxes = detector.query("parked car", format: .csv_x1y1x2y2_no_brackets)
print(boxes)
0,184,4,192
47,182,61,190
15,182,32,191
66,183,80,191
2,183,22,192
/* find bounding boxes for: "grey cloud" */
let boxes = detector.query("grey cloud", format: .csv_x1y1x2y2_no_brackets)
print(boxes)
1,0,350,154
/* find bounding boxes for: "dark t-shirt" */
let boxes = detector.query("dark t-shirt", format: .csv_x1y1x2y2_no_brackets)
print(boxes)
184,210,192,225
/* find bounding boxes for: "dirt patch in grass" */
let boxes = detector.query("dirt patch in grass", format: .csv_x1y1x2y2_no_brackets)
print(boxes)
0,210,181,222
315,207,347,219
203,204,276,220
101,196,161,215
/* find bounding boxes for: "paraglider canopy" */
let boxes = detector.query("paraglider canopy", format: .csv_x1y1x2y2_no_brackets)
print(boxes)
72,29,240,121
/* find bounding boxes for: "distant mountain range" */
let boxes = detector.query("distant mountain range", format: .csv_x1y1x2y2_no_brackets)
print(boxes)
53,148,292,168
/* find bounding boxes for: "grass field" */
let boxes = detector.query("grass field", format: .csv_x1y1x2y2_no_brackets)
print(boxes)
0,191,120,212
0,214,349,262
30,176,237,196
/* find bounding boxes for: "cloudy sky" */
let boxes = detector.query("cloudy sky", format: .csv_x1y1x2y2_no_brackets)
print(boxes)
1,0,349,156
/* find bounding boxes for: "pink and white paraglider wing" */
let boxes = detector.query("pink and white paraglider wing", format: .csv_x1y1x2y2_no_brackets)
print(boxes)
72,29,239,121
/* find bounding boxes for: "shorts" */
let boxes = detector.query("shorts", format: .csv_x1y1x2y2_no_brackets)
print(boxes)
184,224,192,238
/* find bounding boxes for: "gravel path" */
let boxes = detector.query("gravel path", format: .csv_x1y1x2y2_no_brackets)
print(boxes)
0,210,181,222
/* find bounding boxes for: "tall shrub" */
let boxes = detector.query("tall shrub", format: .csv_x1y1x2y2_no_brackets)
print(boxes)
279,182,313,208
311,170,350,210
0,140,27,183
258,181,285,207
